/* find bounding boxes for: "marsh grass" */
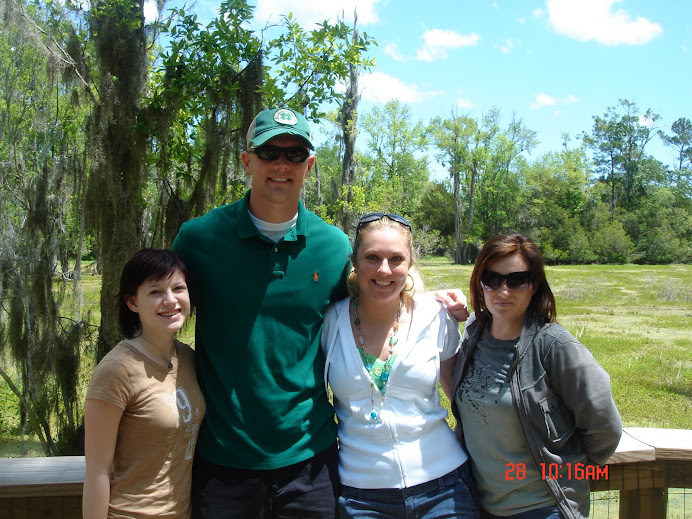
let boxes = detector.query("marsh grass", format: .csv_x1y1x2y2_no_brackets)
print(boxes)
419,258,692,429
1,261,690,516
2,261,690,439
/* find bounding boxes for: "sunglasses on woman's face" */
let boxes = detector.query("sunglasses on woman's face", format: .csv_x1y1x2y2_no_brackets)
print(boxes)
355,213,412,241
481,270,535,291
250,145,311,163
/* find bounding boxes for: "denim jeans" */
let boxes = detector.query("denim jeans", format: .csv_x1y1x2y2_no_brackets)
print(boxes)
480,505,562,519
338,462,480,518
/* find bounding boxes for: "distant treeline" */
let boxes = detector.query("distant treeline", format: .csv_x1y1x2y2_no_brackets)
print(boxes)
311,99,691,265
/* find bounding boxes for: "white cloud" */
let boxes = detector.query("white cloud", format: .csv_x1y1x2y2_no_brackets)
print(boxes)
546,0,662,46
416,29,481,62
384,43,405,62
530,92,579,110
495,38,518,54
531,93,558,109
639,115,656,128
254,0,381,27
143,0,158,23
360,72,444,103
456,98,475,109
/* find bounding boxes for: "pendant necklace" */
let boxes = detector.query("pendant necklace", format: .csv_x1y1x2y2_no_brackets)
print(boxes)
138,335,177,371
352,296,402,421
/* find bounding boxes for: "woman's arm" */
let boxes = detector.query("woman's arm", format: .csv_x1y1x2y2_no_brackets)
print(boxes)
440,355,458,400
430,289,470,322
82,398,123,519
547,331,623,465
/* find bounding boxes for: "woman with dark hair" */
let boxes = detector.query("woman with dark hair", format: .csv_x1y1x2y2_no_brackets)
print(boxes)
83,249,205,518
322,213,479,518
450,234,621,519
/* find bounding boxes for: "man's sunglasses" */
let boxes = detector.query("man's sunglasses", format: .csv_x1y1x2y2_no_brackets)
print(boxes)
355,213,412,242
481,270,535,291
250,145,311,163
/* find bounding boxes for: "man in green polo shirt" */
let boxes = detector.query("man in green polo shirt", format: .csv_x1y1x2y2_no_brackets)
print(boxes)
173,107,469,518
173,108,350,518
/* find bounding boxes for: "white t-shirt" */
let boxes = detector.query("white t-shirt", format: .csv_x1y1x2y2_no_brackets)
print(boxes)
248,210,297,242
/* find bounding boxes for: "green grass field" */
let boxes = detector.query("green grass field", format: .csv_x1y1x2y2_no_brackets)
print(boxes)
2,260,690,446
1,261,690,516
419,258,692,430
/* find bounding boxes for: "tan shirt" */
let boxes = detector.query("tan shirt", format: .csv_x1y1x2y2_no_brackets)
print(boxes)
86,340,206,518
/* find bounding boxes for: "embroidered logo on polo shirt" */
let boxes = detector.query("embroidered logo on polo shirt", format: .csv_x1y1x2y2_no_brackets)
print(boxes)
274,109,298,126
313,271,319,282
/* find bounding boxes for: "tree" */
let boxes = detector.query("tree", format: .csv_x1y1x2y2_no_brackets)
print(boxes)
428,110,495,263
475,114,536,238
585,99,661,217
521,146,599,263
660,117,692,206
0,0,93,455
360,100,429,218
618,99,660,207
429,108,532,263
623,188,692,263
0,0,376,454
146,3,375,245
334,13,362,233
87,0,152,361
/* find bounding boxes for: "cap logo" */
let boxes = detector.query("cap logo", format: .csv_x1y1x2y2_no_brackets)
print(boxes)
274,109,299,126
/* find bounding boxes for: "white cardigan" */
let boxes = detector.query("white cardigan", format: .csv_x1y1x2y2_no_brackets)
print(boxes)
321,293,468,489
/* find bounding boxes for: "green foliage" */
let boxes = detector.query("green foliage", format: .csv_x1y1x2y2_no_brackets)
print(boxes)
589,221,633,264
429,109,537,262
359,100,430,217
417,181,455,237
263,14,375,117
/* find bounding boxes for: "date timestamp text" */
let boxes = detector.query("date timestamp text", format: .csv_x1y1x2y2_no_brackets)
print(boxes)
505,462,608,481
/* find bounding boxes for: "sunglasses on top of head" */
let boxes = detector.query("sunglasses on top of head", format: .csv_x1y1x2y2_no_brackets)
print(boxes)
481,270,535,291
355,213,412,241
250,144,311,163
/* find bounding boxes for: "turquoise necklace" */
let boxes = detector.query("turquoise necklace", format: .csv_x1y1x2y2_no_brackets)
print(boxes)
352,296,402,421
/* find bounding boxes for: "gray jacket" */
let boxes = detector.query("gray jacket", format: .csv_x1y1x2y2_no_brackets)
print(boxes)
450,313,622,519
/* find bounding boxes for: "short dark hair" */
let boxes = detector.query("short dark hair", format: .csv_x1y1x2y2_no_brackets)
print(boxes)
116,249,189,339
470,234,556,329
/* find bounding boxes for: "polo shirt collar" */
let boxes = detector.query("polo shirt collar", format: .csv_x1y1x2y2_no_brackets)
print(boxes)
237,190,310,241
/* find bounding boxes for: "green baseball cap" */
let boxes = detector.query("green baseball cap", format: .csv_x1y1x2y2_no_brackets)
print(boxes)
246,108,314,150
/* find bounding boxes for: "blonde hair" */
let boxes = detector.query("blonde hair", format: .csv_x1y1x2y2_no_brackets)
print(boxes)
347,216,425,299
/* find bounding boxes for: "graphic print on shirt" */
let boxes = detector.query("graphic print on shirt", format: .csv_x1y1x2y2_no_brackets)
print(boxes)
163,387,201,460
458,349,511,425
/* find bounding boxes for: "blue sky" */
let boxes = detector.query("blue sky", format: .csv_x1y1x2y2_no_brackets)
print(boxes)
147,0,692,171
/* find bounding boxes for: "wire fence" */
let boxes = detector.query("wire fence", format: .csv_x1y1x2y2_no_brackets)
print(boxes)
590,486,691,518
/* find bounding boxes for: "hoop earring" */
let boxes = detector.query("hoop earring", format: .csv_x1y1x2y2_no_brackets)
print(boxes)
404,273,415,293
347,269,359,290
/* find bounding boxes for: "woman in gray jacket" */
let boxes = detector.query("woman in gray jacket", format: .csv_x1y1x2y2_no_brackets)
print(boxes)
450,234,622,519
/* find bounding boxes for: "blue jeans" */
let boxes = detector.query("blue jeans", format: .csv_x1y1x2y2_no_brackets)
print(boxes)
480,505,562,519
338,462,480,518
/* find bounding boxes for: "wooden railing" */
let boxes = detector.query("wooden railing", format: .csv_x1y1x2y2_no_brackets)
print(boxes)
0,427,690,519
590,427,691,519
0,455,83,518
